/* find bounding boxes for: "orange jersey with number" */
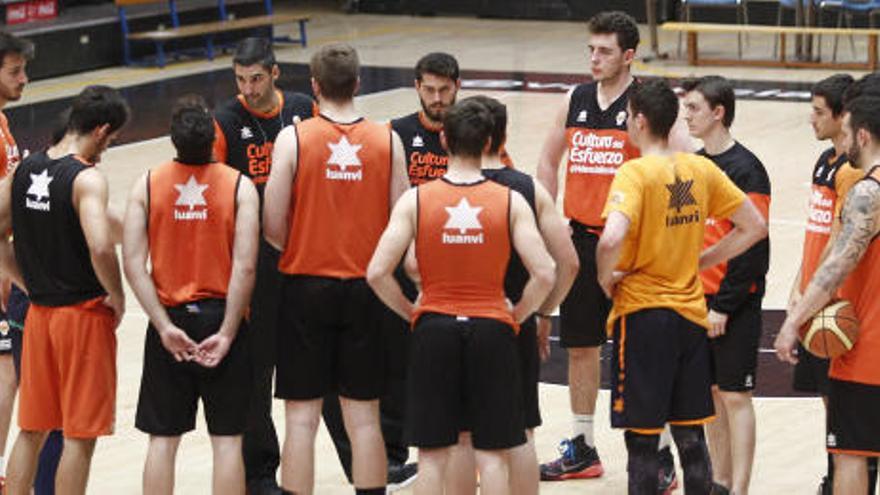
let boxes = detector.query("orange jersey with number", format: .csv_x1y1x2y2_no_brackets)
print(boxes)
414,178,516,330
834,166,880,385
0,111,20,177
278,116,392,278
148,161,240,306
801,149,862,292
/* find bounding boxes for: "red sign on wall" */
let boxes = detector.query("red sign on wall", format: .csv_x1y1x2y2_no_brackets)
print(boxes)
6,0,57,25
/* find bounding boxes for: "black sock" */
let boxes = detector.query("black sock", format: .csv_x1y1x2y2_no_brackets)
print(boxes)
671,425,713,495
624,430,660,495
355,488,386,495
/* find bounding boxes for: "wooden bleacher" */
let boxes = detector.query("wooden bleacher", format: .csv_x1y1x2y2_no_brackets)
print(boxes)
117,0,309,67
662,21,880,70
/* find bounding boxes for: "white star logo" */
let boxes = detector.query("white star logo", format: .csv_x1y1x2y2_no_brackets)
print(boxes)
174,175,209,210
444,197,483,234
327,136,362,171
27,169,53,201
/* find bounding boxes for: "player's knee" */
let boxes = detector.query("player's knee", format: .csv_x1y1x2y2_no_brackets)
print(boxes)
624,431,660,494
719,389,753,410
671,425,712,494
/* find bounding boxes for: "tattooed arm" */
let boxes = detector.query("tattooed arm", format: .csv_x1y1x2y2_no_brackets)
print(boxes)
774,179,880,363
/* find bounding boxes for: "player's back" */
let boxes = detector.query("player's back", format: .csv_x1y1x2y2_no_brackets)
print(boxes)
607,152,744,328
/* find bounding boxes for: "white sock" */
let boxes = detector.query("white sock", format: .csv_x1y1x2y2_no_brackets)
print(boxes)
659,425,673,450
572,414,594,446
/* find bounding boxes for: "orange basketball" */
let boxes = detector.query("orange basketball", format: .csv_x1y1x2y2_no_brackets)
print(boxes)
798,300,860,359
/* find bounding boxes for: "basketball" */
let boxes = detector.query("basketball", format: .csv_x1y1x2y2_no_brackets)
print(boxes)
798,300,860,359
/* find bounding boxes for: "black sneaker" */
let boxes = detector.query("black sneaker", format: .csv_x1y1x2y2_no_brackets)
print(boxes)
387,462,418,492
539,434,604,481
658,446,678,494
711,482,730,495
246,477,284,495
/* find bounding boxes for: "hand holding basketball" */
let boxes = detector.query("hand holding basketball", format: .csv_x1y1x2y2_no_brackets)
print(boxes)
798,300,860,359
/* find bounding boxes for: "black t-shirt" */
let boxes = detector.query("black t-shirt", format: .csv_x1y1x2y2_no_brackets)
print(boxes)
213,90,315,196
483,167,536,304
390,111,447,186
11,151,105,306
698,141,771,312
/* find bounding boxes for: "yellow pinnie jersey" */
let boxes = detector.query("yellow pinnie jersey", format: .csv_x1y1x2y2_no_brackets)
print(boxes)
601,153,746,330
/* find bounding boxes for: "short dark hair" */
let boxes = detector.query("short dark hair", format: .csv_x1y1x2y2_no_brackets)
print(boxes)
233,37,276,70
588,11,640,52
51,108,70,146
68,85,130,136
0,31,33,65
681,75,736,128
170,95,214,164
442,99,494,159
629,79,679,139
846,95,880,142
843,72,880,106
310,43,359,102
465,95,506,154
812,74,854,117
415,52,459,82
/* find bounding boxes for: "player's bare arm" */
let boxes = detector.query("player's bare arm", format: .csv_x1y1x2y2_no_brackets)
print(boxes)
122,173,196,362
536,90,572,200
775,179,880,363
198,176,259,368
263,125,298,250
367,188,418,321
698,198,768,271
390,129,409,206
509,191,556,323
75,168,125,326
0,175,22,288
596,210,630,298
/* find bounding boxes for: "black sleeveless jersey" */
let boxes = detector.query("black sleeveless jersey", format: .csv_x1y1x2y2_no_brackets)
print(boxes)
11,152,105,306
390,111,448,186
483,167,536,304
213,90,315,195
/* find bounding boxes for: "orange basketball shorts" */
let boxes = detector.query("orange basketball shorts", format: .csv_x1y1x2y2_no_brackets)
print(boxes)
18,296,117,438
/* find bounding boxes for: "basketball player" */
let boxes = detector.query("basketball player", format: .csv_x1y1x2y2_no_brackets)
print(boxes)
597,79,767,495
123,97,259,495
263,43,408,495
320,52,464,490
682,75,771,495
535,11,641,481
391,51,460,185
439,95,578,495
212,37,315,495
776,94,880,495
788,74,877,495
0,85,129,495
0,30,30,488
366,98,556,495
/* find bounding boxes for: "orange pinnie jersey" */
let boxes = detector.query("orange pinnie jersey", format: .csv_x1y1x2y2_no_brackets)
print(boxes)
0,111,20,177
279,116,392,278
414,179,516,330
148,161,241,307
834,167,880,385
800,149,862,292
564,83,640,228
602,153,746,330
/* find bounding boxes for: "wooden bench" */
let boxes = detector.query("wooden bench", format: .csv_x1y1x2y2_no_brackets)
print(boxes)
117,0,309,67
662,22,880,70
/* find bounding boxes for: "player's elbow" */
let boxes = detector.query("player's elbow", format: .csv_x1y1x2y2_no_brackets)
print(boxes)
745,215,769,245
533,259,557,293
366,258,389,291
